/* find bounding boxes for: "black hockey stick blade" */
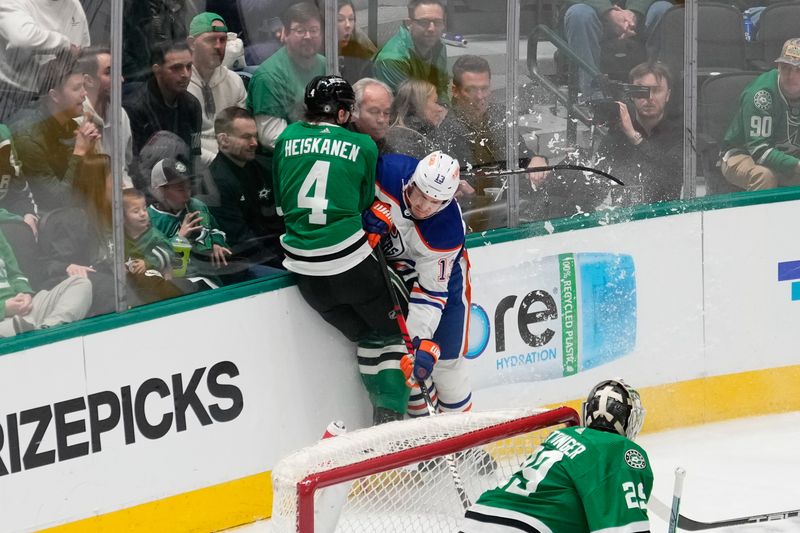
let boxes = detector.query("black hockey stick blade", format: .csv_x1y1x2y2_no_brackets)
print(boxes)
676,508,800,530
649,496,800,530
460,164,626,186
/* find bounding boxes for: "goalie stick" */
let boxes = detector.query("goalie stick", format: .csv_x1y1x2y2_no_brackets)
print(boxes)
668,467,686,533
374,245,472,511
650,486,800,530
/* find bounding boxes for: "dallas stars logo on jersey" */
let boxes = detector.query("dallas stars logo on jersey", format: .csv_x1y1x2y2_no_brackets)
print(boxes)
722,69,800,174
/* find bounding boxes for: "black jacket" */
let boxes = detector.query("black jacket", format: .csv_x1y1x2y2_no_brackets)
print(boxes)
123,77,202,158
122,0,194,82
597,112,683,204
207,152,283,246
441,101,533,172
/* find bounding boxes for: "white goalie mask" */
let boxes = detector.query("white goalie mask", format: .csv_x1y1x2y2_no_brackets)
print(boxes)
582,378,645,441
404,151,460,217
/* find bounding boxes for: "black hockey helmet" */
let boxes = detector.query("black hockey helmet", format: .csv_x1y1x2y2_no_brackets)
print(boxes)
582,379,645,440
305,75,355,116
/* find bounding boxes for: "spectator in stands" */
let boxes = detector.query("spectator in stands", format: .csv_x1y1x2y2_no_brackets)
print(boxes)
596,61,682,204
351,78,393,153
0,125,42,288
148,157,231,281
80,0,111,46
0,227,91,337
384,79,448,159
187,12,248,166
208,107,284,273
37,154,116,317
563,0,672,97
76,47,135,188
122,0,201,84
373,0,450,104
123,187,198,303
237,1,286,66
246,2,325,151
123,41,202,163
720,38,800,191
0,0,90,122
12,51,100,214
124,188,173,276
134,130,192,193
443,55,549,192
337,0,377,85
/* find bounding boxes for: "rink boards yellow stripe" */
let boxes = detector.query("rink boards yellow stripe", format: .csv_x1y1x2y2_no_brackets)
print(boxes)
41,365,800,533
551,364,800,433
39,472,273,533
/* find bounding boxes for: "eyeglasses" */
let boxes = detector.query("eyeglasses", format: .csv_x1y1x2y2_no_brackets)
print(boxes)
289,26,321,36
410,18,445,29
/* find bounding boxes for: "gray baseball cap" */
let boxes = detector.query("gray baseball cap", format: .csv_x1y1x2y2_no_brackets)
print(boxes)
775,38,800,68
151,158,192,189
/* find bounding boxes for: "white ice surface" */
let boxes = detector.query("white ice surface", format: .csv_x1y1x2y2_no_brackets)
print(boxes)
639,411,800,533
228,412,800,533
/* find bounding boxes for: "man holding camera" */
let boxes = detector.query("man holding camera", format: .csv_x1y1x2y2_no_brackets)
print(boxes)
596,61,682,204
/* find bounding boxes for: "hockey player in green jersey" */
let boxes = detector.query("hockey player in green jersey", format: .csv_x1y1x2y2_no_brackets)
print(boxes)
273,75,412,424
720,38,800,191
460,379,652,533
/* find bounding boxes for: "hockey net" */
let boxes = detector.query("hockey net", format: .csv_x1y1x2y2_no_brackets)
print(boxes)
269,406,580,533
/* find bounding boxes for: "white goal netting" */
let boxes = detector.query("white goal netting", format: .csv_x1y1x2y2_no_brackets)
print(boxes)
269,406,579,533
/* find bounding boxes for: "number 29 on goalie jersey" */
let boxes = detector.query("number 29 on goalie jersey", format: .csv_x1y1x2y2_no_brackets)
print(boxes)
464,426,653,533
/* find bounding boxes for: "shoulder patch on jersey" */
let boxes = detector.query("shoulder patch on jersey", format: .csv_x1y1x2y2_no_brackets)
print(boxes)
753,90,772,112
625,449,646,470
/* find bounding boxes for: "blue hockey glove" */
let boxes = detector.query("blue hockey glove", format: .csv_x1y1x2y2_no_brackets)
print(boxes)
410,336,440,381
362,199,393,248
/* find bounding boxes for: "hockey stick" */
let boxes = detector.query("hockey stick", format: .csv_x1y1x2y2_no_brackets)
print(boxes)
650,493,800,530
668,467,686,533
460,164,626,186
373,244,473,510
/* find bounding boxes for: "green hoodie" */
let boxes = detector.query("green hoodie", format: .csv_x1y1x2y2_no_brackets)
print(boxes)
373,25,450,104
0,229,32,317
124,224,175,273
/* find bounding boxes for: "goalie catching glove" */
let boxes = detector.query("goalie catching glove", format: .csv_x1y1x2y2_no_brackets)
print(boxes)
362,199,393,248
400,337,440,387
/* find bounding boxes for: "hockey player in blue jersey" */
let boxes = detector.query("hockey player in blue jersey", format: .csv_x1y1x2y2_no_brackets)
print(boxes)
373,151,473,417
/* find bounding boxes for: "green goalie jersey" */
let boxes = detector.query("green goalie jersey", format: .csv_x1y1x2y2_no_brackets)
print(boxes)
273,122,378,276
722,69,800,175
466,426,653,533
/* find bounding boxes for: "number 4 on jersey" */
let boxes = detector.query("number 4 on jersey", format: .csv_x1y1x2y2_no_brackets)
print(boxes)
298,160,331,225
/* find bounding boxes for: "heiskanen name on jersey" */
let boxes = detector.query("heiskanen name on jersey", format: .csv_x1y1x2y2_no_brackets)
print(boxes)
283,137,362,161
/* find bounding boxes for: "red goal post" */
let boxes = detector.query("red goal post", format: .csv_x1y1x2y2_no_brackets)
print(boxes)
270,406,580,533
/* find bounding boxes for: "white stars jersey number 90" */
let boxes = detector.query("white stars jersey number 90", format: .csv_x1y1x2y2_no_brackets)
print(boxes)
297,160,331,225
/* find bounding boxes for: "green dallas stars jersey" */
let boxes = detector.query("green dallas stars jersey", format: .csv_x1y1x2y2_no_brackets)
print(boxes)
722,69,800,175
463,426,653,533
273,122,378,276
